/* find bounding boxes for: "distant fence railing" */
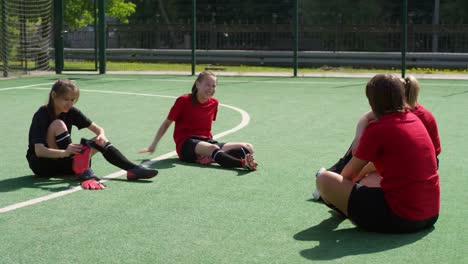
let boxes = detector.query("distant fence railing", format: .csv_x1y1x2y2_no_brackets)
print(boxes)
59,48,468,69
100,23,468,52
64,23,468,53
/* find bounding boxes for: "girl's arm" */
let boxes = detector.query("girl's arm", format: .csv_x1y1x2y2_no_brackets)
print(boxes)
355,162,377,182
341,156,369,182
87,122,108,145
34,143,82,158
350,111,377,152
139,119,173,154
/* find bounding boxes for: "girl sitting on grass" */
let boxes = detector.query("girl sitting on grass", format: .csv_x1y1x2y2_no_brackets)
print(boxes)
27,79,158,190
140,71,257,171
315,74,439,233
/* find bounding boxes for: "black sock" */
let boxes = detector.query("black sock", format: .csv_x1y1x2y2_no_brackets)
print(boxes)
328,143,353,173
225,147,250,159
55,131,72,149
89,141,136,170
211,149,242,168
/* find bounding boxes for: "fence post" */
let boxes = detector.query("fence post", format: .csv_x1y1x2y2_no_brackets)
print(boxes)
432,0,440,52
401,0,408,78
1,0,8,77
53,0,64,74
293,0,298,77
191,0,196,75
98,0,106,74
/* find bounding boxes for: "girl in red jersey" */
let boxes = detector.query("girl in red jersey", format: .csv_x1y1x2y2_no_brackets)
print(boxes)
327,75,441,176
315,74,439,233
140,71,257,170
404,75,441,158
27,79,158,190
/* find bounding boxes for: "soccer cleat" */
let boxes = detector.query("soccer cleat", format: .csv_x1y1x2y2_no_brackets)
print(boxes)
126,165,158,180
76,168,100,181
242,153,258,171
72,144,91,175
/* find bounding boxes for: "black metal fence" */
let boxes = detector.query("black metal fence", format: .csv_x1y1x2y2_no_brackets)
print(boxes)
100,22,468,53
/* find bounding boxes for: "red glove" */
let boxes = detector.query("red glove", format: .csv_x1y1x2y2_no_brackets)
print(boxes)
81,179,105,190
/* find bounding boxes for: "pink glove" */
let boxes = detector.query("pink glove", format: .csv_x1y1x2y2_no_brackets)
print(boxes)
81,179,105,190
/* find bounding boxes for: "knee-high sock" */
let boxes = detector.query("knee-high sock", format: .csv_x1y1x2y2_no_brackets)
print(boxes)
89,141,136,170
328,143,353,173
342,143,353,163
211,149,242,168
56,131,72,149
225,147,250,159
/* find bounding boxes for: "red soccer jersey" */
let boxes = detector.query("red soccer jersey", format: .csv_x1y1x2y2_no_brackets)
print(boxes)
411,103,441,156
167,94,218,156
354,111,440,221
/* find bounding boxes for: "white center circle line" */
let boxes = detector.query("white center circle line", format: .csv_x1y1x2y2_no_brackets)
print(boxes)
0,88,250,213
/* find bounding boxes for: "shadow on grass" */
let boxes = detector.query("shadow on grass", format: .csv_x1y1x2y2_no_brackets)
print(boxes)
137,157,252,176
294,211,434,260
0,175,77,193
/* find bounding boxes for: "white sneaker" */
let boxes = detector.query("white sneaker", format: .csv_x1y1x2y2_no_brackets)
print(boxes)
312,189,321,201
312,168,326,201
315,167,326,178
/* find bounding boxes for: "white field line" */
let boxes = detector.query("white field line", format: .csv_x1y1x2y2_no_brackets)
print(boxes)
0,88,250,213
0,83,54,91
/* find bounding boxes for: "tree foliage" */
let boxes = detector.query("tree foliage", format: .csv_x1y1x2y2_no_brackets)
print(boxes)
127,0,468,25
64,0,136,30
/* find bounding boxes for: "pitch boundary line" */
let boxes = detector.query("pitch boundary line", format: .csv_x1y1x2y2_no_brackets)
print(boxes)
0,88,250,213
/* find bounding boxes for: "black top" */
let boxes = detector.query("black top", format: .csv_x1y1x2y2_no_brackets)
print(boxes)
27,106,92,159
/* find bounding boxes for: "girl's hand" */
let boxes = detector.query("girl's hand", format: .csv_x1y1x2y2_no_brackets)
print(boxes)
139,145,155,154
65,143,82,157
94,133,108,145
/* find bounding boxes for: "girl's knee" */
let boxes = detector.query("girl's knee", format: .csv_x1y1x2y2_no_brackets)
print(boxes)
48,119,67,133
208,144,221,152
243,143,254,153
316,172,343,193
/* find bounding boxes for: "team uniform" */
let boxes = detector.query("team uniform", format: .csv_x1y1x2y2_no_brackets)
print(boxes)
167,94,224,162
349,111,440,233
26,106,92,177
411,103,441,156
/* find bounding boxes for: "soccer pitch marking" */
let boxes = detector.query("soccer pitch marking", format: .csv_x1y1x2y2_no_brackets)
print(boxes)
0,87,250,213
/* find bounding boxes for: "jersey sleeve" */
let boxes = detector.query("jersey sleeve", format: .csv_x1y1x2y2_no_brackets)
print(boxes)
70,107,92,129
29,109,49,145
167,96,184,122
354,124,380,162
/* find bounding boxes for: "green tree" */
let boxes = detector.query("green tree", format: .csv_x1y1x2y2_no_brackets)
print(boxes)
64,0,136,30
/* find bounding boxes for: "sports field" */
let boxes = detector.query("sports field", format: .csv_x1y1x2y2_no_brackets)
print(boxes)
0,74,467,263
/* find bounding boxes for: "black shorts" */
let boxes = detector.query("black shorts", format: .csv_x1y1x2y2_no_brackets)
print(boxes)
27,155,74,177
179,136,225,162
348,185,438,233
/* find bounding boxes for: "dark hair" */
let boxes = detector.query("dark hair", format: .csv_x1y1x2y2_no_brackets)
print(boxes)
190,70,216,104
47,79,80,119
365,74,406,118
402,75,420,108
